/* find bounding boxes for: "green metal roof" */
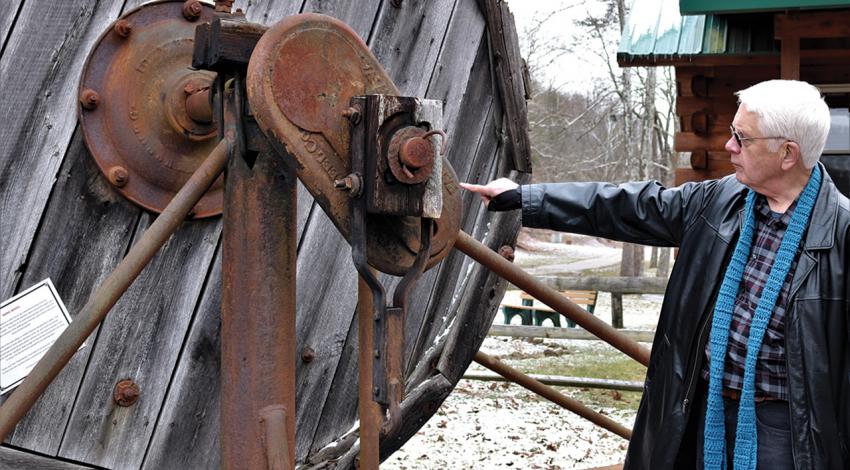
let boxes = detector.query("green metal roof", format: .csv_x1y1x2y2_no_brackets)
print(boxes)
681,0,850,15
617,0,777,65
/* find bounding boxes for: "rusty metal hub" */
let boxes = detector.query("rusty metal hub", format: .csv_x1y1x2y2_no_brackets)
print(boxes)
246,13,462,275
79,0,221,217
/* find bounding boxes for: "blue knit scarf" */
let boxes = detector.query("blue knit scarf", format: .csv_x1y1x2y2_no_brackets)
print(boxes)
703,165,821,470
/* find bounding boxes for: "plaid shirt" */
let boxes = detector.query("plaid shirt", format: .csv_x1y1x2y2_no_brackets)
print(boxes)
701,195,800,401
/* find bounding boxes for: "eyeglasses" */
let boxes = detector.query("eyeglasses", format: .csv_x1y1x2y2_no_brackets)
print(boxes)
729,125,786,147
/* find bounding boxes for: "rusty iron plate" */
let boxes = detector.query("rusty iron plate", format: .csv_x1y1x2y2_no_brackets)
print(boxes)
246,13,461,275
79,0,222,217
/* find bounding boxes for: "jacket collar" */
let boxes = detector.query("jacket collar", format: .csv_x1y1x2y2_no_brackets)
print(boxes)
802,162,838,250
729,162,838,250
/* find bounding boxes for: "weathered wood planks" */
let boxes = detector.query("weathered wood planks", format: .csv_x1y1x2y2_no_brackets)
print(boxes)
56,215,221,469
5,131,139,454
0,446,94,470
0,0,124,300
0,1,23,52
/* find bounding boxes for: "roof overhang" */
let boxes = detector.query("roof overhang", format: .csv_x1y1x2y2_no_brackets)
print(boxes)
681,0,850,15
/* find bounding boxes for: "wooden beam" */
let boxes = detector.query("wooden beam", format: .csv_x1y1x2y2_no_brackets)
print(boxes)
690,150,708,170
674,132,730,152
677,96,738,116
532,276,668,294
477,0,532,172
488,324,655,342
462,371,645,392
775,10,850,39
780,35,801,80
675,167,734,185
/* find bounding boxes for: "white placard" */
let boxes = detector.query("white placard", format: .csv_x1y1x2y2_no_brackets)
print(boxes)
0,279,73,395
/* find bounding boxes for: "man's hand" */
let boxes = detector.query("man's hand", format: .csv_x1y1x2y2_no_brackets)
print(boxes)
459,178,519,207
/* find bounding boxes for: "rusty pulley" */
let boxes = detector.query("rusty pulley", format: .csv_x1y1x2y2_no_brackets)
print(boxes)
79,0,222,217
246,14,461,275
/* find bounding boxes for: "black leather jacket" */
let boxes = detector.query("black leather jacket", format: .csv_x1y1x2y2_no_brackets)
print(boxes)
520,166,850,469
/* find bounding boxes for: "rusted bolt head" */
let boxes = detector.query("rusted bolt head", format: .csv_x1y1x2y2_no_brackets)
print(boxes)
113,379,140,407
108,166,129,187
301,346,315,363
400,137,434,171
183,82,195,95
182,0,203,21
114,19,132,38
80,89,100,110
498,245,515,262
342,107,361,125
333,174,362,197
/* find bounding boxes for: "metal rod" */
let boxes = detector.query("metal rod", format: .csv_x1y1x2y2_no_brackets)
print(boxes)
0,137,231,442
454,232,651,367
474,351,632,440
358,273,381,470
462,371,644,392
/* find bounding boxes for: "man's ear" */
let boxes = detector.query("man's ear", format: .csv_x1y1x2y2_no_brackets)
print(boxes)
780,141,802,170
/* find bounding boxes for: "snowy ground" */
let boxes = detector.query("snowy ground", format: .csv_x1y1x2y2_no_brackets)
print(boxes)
384,231,665,469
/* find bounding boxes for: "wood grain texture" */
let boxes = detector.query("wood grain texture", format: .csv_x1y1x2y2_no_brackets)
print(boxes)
424,0,486,133
237,0,302,24
0,0,124,299
369,0,456,97
477,0,531,172
139,247,222,470
302,0,381,39
56,215,221,469
0,0,23,53
4,130,140,455
0,445,94,470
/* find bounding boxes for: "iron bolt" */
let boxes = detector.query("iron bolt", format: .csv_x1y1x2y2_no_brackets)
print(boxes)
113,379,140,407
183,83,196,95
108,166,129,187
400,137,433,171
80,89,100,110
374,349,380,359
374,386,380,396
342,106,361,125
333,174,362,197
391,0,403,7
114,19,132,38
182,0,203,21
498,245,515,262
301,346,315,363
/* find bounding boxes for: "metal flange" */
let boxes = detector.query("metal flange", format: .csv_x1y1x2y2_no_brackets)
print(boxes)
79,0,222,217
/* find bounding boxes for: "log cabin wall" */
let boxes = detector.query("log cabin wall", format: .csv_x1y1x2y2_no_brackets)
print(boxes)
0,0,530,468
674,65,779,184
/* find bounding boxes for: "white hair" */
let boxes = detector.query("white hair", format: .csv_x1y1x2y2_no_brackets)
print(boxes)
736,80,830,169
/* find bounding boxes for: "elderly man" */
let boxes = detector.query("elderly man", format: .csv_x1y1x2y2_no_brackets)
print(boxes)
461,80,849,469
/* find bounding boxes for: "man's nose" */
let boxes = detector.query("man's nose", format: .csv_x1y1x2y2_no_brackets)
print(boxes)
725,136,739,154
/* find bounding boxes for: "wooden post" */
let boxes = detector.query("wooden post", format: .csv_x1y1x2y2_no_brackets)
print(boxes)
780,35,800,80
611,293,624,329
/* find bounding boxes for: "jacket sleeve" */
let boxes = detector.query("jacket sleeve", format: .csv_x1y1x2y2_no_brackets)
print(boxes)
520,180,715,247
